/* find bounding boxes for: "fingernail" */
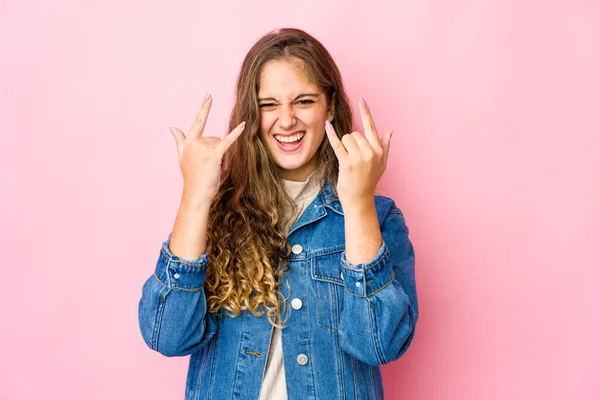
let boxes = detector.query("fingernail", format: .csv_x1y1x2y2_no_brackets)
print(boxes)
205,92,211,101
359,97,367,108
325,120,332,130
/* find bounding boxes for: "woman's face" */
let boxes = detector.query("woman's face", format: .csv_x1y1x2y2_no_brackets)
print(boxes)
258,59,333,182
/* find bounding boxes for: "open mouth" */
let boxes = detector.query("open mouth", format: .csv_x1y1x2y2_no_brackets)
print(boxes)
273,131,305,152
274,132,305,144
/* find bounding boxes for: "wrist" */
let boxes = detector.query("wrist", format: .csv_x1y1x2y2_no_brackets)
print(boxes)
340,196,376,215
180,190,213,211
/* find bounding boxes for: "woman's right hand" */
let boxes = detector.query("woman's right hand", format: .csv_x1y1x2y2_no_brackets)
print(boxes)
169,93,246,204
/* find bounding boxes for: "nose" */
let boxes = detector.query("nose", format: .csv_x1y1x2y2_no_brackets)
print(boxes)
279,104,296,130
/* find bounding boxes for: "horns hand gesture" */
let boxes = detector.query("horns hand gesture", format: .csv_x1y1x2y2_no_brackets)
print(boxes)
169,94,246,204
324,98,392,206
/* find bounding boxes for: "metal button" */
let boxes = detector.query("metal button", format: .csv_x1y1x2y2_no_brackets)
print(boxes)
340,271,344,280
173,273,180,279
291,298,303,310
356,281,361,287
296,353,309,365
291,244,303,254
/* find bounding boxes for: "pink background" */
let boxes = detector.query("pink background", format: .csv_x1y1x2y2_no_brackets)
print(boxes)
1,0,599,399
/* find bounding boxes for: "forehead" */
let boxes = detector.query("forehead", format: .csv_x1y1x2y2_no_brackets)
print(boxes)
258,59,321,97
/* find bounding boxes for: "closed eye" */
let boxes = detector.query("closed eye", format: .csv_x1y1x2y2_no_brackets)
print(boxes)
259,99,315,108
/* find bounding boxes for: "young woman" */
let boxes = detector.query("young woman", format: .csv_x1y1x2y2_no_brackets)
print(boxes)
138,28,418,400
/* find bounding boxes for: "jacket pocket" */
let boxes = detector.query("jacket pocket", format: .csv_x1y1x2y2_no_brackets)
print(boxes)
311,247,345,331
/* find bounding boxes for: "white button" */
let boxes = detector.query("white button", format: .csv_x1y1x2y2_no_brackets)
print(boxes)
291,244,303,254
291,298,303,310
356,281,361,287
340,271,344,280
173,273,180,279
296,354,309,365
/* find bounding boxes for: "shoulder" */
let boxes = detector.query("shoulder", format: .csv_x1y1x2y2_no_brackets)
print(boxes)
374,194,405,223
375,195,408,230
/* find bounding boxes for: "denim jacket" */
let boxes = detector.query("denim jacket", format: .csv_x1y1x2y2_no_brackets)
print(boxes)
138,180,418,400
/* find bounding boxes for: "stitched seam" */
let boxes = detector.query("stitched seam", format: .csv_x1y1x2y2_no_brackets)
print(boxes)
313,275,343,285
305,266,318,400
340,249,389,272
153,272,164,284
153,272,204,291
351,356,359,400
368,366,376,400
367,271,395,296
192,352,201,400
369,296,387,365
364,251,388,271
331,280,339,330
339,349,345,399
334,325,345,399
317,320,339,332
206,328,219,399
160,248,208,268
231,312,247,398
165,258,172,288
152,286,169,351
310,246,345,257
313,255,340,331
286,210,327,239
316,283,338,332
173,284,203,292
151,301,161,350
332,286,345,399
343,286,364,297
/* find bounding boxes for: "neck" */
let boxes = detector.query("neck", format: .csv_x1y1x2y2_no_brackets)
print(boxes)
279,155,319,182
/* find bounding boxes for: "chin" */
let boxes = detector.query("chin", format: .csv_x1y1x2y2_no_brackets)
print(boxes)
275,160,306,171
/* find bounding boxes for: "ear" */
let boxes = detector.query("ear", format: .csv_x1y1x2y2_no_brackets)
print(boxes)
327,92,336,122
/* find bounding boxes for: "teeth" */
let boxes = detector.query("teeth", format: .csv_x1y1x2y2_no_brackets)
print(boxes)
275,132,305,143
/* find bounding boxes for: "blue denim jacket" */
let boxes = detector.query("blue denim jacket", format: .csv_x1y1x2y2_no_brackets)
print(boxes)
138,180,418,399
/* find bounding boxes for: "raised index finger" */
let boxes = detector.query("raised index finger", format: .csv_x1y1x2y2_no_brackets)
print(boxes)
188,93,212,138
359,97,382,150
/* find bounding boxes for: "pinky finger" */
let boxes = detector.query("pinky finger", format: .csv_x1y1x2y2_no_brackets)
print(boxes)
218,121,246,153
325,120,348,162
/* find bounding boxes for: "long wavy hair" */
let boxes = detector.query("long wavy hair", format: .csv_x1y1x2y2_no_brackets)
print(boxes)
205,28,353,328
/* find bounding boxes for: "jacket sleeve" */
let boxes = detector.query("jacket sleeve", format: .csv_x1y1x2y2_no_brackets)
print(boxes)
138,234,218,357
338,203,418,365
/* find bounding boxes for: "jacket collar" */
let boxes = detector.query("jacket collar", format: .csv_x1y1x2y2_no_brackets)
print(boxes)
286,177,343,238
320,177,344,216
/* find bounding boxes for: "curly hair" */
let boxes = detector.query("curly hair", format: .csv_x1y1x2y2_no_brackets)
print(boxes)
204,28,354,328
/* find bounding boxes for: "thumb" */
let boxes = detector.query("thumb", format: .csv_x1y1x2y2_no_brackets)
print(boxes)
221,149,230,172
169,127,185,160
381,131,392,166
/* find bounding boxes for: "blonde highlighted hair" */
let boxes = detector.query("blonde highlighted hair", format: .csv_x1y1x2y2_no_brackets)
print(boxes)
205,28,353,327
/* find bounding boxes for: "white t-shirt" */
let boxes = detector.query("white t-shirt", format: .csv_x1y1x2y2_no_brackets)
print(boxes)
258,172,321,400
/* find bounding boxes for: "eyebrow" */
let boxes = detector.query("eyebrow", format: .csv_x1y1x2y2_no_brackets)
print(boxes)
258,93,320,102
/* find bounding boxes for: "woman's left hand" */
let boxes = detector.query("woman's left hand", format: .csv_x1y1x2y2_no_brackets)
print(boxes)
325,98,392,206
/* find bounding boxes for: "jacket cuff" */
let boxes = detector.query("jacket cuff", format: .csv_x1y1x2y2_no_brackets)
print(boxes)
340,242,394,297
153,234,209,290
